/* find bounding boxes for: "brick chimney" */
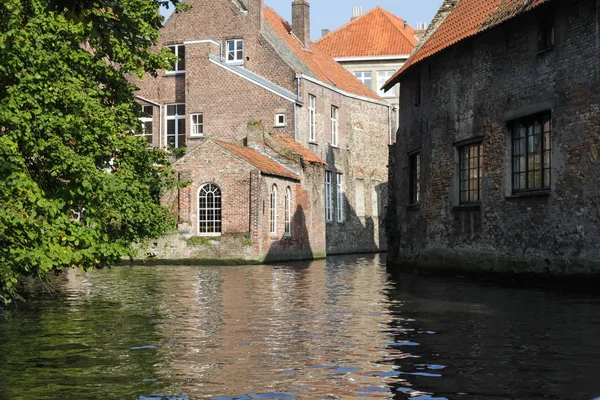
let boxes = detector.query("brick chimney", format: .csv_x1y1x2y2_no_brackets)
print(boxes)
292,0,310,49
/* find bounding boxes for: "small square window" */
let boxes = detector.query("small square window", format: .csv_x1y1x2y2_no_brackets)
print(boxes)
226,39,244,63
275,114,286,127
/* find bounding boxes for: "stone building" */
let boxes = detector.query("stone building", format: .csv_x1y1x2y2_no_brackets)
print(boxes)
316,6,419,121
383,0,600,275
133,0,395,262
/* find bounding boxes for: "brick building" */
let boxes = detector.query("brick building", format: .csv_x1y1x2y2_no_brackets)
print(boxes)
383,0,600,275
133,0,395,262
316,6,419,125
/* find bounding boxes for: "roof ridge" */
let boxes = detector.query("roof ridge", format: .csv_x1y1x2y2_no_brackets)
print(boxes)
314,6,380,44
378,8,418,45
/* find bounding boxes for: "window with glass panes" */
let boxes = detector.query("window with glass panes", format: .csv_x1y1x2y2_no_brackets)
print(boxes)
166,45,185,73
284,187,291,237
325,171,333,222
377,70,396,97
308,95,316,142
331,106,339,147
409,153,421,204
270,184,278,235
511,113,552,192
191,113,203,136
226,39,244,63
354,71,372,89
459,143,483,203
166,104,186,148
136,105,153,144
198,184,221,235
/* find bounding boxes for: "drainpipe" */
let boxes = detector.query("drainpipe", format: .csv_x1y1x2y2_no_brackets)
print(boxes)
135,95,163,148
388,105,393,145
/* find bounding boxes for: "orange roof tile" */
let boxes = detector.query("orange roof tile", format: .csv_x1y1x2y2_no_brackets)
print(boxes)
383,0,549,89
214,140,300,181
263,6,381,100
271,135,327,165
315,7,418,58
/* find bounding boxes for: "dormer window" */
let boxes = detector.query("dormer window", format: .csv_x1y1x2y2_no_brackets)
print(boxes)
166,45,185,74
226,39,244,63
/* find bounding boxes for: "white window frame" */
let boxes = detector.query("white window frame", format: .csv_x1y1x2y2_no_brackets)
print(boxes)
270,184,278,236
166,44,185,74
275,113,286,127
325,171,333,222
165,103,186,149
354,71,372,89
377,70,397,97
284,186,292,237
331,106,339,147
226,39,244,64
308,95,316,143
336,173,344,222
190,113,204,137
198,183,222,236
136,105,154,144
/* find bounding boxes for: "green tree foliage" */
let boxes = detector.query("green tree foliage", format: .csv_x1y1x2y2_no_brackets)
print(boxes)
0,0,188,303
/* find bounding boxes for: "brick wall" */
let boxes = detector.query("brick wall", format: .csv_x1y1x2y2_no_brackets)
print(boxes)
389,0,600,275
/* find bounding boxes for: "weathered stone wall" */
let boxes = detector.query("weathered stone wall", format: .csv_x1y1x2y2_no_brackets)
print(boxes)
296,80,392,254
389,0,600,275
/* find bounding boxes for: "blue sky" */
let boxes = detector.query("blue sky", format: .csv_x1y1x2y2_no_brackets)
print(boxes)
160,1,444,41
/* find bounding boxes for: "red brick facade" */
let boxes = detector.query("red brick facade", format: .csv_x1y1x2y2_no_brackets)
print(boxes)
134,0,393,262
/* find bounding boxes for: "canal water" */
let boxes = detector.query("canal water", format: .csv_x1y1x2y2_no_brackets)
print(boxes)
0,254,599,400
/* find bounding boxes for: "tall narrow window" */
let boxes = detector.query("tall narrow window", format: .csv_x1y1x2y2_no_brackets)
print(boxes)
191,113,204,137
459,143,484,203
198,183,221,235
166,44,185,73
166,104,186,148
377,70,396,97
409,153,421,204
136,105,153,144
325,171,333,222
414,73,421,106
511,113,552,192
331,106,339,147
270,184,278,235
354,71,372,89
284,187,292,237
538,8,555,52
308,95,316,142
226,39,244,63
336,173,344,222
355,179,365,217
372,187,379,217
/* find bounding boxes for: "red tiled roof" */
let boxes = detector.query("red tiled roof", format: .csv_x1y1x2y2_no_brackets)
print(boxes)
214,140,300,181
383,0,550,89
263,6,381,100
315,7,418,58
271,135,327,165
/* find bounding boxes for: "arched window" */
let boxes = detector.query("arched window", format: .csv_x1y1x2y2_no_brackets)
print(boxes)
270,184,277,235
284,187,292,237
198,183,221,235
